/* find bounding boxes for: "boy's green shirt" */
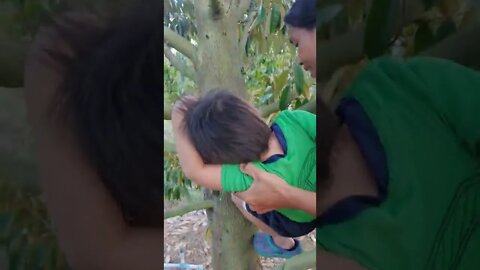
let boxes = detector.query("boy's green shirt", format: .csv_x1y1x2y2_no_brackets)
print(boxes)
221,110,316,223
317,57,480,270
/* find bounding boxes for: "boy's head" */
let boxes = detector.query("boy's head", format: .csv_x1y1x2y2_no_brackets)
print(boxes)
180,90,271,164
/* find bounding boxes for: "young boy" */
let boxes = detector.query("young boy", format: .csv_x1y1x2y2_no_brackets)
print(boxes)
171,90,317,258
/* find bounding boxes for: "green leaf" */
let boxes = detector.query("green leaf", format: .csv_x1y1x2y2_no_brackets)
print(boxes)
270,33,284,53
173,187,181,199
254,3,267,29
415,21,435,53
273,70,289,97
303,81,311,98
270,3,281,33
245,36,252,56
364,0,397,58
279,85,291,110
294,64,304,96
317,4,343,27
436,19,456,41
294,99,302,109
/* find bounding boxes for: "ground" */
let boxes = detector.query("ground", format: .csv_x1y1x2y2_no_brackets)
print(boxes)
164,199,316,270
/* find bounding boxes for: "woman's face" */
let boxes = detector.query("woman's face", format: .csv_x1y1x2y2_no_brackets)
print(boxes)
288,27,316,78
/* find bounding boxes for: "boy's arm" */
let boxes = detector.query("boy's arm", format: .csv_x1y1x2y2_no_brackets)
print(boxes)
171,99,223,190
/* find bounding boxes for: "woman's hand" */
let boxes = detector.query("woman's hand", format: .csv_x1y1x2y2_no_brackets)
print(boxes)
236,163,316,216
172,95,197,118
235,163,292,213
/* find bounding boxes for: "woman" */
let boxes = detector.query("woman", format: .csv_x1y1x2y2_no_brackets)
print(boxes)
237,0,317,218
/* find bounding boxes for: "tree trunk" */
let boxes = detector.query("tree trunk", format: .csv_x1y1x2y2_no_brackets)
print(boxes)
194,0,247,97
206,191,261,270
193,1,260,269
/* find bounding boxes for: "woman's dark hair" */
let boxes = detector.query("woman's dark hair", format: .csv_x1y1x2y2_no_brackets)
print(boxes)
284,0,316,30
46,1,164,226
180,90,271,164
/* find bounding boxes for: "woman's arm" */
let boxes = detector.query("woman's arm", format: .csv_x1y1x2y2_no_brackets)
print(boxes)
24,22,163,270
171,98,223,190
236,163,316,216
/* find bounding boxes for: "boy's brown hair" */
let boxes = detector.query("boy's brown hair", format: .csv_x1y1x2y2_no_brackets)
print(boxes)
181,90,271,164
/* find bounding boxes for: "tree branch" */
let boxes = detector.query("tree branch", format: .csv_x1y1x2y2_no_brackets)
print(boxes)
164,200,214,219
260,102,279,118
164,45,195,81
297,96,316,114
259,88,315,117
260,98,316,117
277,250,316,270
164,27,197,67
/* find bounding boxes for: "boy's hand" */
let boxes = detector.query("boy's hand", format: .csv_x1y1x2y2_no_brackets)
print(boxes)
236,163,291,213
172,95,197,117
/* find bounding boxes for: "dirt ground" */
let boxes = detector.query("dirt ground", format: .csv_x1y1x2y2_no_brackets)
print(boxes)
164,200,316,269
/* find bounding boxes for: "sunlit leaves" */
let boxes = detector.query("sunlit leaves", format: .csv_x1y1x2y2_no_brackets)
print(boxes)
164,152,195,201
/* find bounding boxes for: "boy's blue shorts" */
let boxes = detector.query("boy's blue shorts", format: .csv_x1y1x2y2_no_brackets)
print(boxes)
244,202,317,238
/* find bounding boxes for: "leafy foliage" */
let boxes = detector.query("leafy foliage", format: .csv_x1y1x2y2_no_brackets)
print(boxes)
164,152,197,201
0,0,65,39
0,180,68,270
164,56,196,104
244,48,314,111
